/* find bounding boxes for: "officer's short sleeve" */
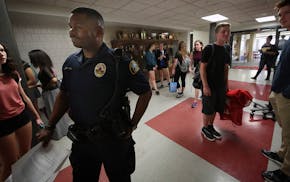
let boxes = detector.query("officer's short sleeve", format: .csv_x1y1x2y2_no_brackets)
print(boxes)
201,45,212,63
123,57,150,95
60,59,69,92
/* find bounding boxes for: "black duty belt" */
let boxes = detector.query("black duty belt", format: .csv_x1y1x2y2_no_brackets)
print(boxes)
67,124,112,143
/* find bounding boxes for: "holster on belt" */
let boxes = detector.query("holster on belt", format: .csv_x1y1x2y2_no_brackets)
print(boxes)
67,124,107,143
67,96,133,143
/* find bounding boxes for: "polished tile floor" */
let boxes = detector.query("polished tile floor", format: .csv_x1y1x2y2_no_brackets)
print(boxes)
52,64,281,182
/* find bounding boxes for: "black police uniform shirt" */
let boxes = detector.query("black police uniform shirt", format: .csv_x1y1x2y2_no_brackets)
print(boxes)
260,43,278,63
61,43,150,127
201,44,230,89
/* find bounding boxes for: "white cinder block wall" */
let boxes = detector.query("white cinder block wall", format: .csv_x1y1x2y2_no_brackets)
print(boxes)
10,13,77,79
193,30,209,45
9,12,191,78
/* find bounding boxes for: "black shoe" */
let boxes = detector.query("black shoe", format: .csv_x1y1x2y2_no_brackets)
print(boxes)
261,149,283,165
159,84,164,88
207,125,222,139
155,91,160,95
176,92,183,98
251,76,257,80
265,78,270,80
262,169,290,182
201,127,215,141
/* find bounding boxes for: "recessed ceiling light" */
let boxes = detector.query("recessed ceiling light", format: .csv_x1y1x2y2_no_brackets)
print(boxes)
201,14,229,22
255,16,276,23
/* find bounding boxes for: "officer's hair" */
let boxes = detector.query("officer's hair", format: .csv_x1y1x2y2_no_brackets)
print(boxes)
71,7,104,29
215,22,231,33
276,0,290,10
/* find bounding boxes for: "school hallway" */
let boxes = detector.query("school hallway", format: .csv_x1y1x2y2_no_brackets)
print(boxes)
53,65,281,182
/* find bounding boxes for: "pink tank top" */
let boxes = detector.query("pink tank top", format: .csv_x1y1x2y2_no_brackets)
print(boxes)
0,75,25,120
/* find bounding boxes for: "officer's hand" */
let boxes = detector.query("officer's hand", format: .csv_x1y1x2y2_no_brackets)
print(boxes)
123,124,137,139
36,128,53,147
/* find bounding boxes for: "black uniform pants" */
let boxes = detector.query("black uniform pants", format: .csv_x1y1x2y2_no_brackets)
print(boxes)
254,58,272,79
69,137,135,182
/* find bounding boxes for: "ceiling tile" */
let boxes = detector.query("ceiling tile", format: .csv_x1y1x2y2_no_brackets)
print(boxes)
92,0,131,9
7,0,281,31
140,6,163,15
172,4,200,14
70,0,96,5
120,1,150,12
134,0,164,5
155,0,188,10
92,6,116,14
55,0,86,9
22,0,56,4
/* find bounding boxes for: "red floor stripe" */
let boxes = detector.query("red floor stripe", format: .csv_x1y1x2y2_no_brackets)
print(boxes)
232,66,260,70
229,80,271,101
146,98,274,182
54,164,109,182
54,81,271,181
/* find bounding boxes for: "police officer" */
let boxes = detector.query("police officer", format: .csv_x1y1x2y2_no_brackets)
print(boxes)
37,7,152,182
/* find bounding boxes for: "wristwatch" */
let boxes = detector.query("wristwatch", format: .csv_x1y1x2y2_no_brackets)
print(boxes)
45,124,56,131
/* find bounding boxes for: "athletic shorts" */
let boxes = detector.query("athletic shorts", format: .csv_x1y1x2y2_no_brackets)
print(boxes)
146,65,155,71
157,64,168,70
202,88,226,115
0,109,31,137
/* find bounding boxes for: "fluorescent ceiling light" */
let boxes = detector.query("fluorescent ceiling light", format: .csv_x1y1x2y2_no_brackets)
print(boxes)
255,16,276,23
201,14,228,22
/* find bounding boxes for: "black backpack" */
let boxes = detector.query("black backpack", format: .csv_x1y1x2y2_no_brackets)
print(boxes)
192,44,215,89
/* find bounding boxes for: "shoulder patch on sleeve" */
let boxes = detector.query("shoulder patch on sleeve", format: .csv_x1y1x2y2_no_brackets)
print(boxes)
129,60,140,75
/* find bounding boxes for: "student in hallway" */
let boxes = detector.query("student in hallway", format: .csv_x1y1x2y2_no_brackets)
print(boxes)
21,60,42,146
262,0,290,181
251,35,279,80
200,22,231,141
156,42,170,88
29,49,70,139
0,42,43,181
172,41,191,98
145,42,159,95
191,40,203,108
